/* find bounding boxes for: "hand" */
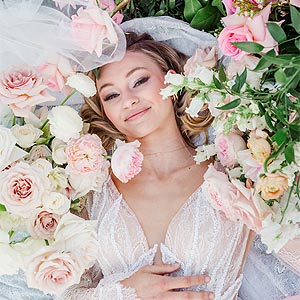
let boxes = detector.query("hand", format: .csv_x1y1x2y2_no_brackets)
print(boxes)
121,264,214,300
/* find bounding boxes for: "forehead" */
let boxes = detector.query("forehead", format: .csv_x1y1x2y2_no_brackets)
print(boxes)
98,51,162,80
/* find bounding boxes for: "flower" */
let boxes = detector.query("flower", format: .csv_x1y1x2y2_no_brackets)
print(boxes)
0,104,14,127
51,138,67,165
71,7,118,57
11,124,43,148
42,192,70,215
98,0,124,24
48,106,83,142
111,139,144,183
0,66,55,117
66,73,97,97
25,247,83,295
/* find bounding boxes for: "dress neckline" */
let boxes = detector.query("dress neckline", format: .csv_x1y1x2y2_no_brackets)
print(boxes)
108,177,204,250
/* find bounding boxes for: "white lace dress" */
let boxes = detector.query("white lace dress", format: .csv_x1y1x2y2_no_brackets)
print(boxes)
58,177,250,300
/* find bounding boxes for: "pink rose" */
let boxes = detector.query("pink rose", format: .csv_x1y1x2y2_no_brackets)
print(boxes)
290,0,300,7
98,0,124,24
215,132,247,168
202,164,263,231
39,56,74,93
184,46,218,76
0,162,48,217
111,139,143,183
66,134,107,174
222,0,237,15
27,208,61,239
71,7,118,57
0,66,55,117
218,5,278,60
25,247,83,295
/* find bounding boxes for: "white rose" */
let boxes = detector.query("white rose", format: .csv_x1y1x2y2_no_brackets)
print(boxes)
0,104,14,127
48,106,83,142
185,94,205,117
0,243,22,275
0,212,27,232
26,145,52,163
0,126,27,171
31,158,52,176
48,167,69,192
66,73,97,97
11,124,43,148
42,191,70,215
193,66,214,85
51,138,67,165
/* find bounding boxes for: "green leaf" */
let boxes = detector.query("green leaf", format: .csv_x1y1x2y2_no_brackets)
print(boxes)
213,75,224,89
257,101,266,114
264,112,276,131
295,38,300,51
212,0,226,16
266,23,287,44
184,0,202,21
231,42,264,53
0,204,6,211
285,143,295,164
216,98,241,110
274,69,287,84
232,68,247,93
190,3,222,31
218,66,227,83
253,56,272,71
263,54,299,66
290,5,300,34
168,0,176,9
274,128,288,145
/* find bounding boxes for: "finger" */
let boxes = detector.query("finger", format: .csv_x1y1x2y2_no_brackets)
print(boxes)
164,290,215,300
164,275,211,290
142,263,180,275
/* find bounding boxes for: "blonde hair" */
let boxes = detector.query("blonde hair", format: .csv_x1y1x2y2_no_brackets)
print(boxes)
81,32,213,151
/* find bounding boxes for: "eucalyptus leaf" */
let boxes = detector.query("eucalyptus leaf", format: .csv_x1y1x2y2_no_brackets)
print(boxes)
184,0,202,21
232,68,247,93
266,23,287,44
190,3,222,31
263,54,299,66
216,98,241,110
290,5,300,34
231,42,264,53
0,204,6,211
285,143,295,164
253,56,272,71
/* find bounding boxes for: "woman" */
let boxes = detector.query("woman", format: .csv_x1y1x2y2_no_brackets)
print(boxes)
57,28,252,300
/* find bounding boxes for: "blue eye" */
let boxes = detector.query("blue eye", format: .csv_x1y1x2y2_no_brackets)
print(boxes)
134,76,149,87
104,92,119,101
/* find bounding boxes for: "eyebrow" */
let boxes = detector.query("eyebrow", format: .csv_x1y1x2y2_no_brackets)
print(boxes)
99,67,147,92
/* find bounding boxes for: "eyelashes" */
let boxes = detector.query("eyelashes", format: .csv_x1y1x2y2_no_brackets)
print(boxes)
103,76,150,102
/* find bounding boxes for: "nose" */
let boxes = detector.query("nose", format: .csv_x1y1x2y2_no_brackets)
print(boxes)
122,91,139,109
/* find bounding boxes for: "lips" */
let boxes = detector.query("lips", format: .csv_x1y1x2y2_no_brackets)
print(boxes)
125,107,151,121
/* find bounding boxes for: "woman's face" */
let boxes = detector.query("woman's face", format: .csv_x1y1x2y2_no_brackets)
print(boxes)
96,51,175,140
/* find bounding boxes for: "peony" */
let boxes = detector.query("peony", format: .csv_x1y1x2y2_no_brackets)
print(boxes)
48,106,83,142
42,192,70,215
11,124,43,148
218,5,278,60
0,161,48,217
54,213,99,269
66,73,97,98
25,247,83,295
111,139,143,183
0,66,55,117
184,46,218,76
66,134,106,174
51,138,67,165
215,132,247,168
27,208,61,239
256,172,289,200
71,7,118,57
0,126,27,171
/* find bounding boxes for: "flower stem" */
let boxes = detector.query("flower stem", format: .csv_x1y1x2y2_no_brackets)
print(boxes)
110,0,131,18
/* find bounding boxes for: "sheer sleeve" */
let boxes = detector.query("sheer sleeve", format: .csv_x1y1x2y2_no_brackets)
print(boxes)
56,262,139,300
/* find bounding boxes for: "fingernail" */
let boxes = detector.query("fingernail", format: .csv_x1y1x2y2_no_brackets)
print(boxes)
209,292,215,299
205,276,210,283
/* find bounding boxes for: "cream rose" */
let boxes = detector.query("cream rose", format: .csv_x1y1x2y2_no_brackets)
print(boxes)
26,145,52,163
66,73,96,98
51,138,67,165
11,124,43,148
42,192,70,215
25,247,83,295
48,167,69,193
48,106,83,142
0,161,48,217
256,172,289,200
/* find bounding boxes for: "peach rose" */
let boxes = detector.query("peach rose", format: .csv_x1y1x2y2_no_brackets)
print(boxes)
256,172,289,200
27,208,61,239
111,139,143,183
25,247,83,295
215,132,247,168
218,5,278,60
0,162,48,217
247,136,271,164
0,66,55,117
71,7,118,57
